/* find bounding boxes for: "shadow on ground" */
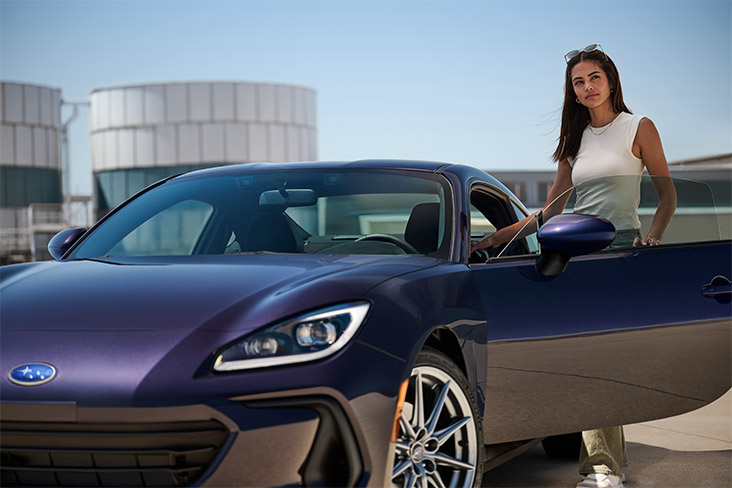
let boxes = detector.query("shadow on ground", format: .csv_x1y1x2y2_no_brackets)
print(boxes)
482,442,732,487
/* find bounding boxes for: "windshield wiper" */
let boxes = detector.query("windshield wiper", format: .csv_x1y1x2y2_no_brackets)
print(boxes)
71,255,119,264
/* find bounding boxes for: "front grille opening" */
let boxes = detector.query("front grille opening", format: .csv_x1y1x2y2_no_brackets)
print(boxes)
1,420,229,487
244,395,363,487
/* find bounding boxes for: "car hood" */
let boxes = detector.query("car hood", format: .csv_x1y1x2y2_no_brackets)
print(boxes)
1,254,441,405
0,254,439,333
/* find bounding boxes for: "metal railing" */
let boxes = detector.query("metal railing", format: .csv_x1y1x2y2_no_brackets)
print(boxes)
0,202,93,264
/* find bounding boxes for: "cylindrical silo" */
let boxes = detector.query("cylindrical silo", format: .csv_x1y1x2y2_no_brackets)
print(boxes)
0,81,63,264
88,81,317,218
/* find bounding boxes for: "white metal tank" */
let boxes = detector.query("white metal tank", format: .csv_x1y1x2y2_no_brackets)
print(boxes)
0,81,63,263
88,81,317,212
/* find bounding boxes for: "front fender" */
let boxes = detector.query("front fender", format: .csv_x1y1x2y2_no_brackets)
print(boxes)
357,263,487,411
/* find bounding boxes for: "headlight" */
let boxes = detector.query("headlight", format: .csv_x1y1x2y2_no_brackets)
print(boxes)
212,302,371,372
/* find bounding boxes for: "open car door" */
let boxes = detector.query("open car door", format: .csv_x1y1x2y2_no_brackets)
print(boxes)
469,175,731,444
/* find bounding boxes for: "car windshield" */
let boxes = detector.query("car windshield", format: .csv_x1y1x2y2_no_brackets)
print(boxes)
68,168,453,260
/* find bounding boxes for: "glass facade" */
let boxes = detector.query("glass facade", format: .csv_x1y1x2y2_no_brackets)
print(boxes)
94,164,222,218
0,166,62,207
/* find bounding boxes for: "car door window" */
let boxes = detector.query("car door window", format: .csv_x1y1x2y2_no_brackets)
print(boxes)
469,203,496,241
638,175,722,245
511,202,539,254
557,175,723,249
495,174,725,257
469,187,537,258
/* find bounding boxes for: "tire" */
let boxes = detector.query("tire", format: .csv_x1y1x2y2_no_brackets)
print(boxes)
392,347,484,487
541,432,582,459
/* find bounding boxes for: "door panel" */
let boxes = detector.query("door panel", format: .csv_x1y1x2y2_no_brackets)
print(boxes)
471,242,731,444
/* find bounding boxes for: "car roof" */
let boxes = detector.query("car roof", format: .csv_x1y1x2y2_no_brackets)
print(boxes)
177,159,452,177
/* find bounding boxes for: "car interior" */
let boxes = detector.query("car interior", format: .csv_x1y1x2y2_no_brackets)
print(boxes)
469,186,535,261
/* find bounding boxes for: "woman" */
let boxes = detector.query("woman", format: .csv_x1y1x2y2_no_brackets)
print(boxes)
473,44,676,253
473,45,677,488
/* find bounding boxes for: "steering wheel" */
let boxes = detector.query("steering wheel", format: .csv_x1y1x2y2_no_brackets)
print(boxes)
469,248,493,264
355,234,419,254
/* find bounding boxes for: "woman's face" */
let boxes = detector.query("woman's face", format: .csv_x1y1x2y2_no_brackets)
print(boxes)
571,60,613,110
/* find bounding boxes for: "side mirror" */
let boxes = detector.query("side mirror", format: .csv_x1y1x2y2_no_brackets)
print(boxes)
536,214,615,276
48,227,87,260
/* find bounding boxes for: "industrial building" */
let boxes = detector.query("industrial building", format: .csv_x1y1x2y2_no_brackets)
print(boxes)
88,81,317,218
0,81,64,263
0,80,317,263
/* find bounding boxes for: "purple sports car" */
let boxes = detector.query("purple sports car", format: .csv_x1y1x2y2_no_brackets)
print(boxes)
1,161,730,487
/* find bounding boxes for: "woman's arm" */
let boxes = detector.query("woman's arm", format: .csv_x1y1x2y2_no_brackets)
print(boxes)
633,118,677,245
471,159,574,253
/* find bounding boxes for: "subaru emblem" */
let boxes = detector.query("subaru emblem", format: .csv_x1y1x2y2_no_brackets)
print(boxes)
8,363,56,386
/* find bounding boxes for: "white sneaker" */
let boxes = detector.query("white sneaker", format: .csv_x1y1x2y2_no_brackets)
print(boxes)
576,473,624,488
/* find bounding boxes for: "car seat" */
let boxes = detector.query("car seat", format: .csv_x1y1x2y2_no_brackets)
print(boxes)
243,212,298,253
405,203,441,254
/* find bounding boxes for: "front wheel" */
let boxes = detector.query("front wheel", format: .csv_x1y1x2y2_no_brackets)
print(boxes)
392,347,484,487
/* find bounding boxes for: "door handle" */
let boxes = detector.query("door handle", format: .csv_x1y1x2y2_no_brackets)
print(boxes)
702,276,732,304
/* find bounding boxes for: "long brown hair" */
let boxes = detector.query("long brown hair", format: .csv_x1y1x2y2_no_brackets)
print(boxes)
552,49,631,162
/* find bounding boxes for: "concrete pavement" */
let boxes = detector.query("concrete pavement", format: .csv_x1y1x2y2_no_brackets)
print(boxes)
624,388,731,451
482,389,731,487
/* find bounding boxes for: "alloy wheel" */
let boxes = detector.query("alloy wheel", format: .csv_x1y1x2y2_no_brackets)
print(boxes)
392,349,482,488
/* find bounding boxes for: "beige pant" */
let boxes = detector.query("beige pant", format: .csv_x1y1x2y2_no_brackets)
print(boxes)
579,426,628,476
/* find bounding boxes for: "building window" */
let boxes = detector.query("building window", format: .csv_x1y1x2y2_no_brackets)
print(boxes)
502,182,526,201
537,181,552,205
0,166,61,207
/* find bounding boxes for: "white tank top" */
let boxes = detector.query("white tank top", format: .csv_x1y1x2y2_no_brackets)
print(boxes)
568,112,645,230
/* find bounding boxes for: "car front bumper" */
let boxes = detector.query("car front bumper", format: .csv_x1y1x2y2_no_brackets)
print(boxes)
1,340,406,488
1,387,399,487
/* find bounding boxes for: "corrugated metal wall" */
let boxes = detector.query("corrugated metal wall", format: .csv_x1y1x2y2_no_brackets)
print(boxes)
88,81,317,171
0,82,63,250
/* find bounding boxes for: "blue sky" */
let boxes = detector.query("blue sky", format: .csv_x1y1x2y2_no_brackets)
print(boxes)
1,0,730,195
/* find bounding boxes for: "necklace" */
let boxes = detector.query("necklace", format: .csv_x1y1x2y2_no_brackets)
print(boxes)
588,113,620,136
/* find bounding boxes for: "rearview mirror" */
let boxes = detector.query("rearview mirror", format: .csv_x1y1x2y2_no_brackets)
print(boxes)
259,189,317,207
536,214,615,276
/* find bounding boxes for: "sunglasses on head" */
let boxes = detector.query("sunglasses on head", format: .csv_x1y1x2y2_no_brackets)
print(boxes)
565,43,606,63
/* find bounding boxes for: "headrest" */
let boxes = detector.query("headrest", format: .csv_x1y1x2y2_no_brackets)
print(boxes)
243,212,297,252
405,203,441,254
